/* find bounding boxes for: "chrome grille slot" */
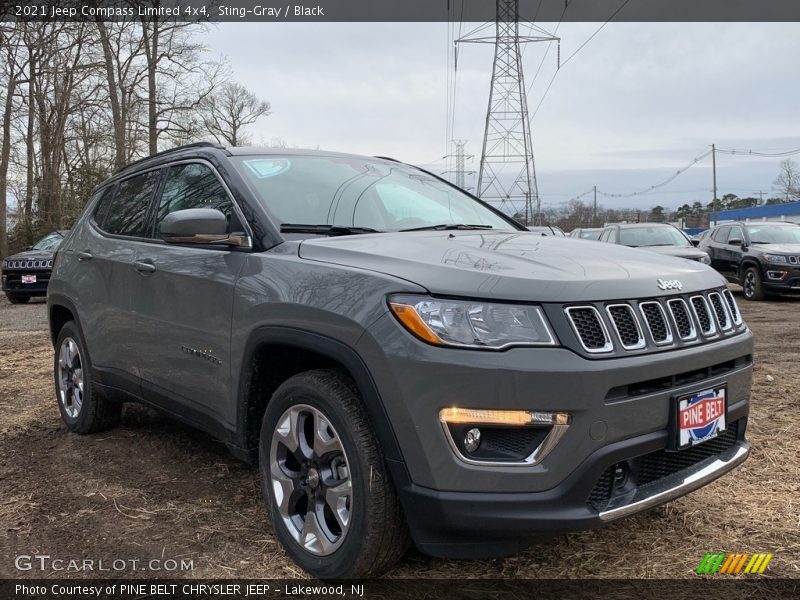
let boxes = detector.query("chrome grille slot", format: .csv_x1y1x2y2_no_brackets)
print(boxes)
606,304,645,350
708,292,732,331
667,298,696,340
565,306,613,353
639,301,673,345
690,295,717,337
722,290,742,326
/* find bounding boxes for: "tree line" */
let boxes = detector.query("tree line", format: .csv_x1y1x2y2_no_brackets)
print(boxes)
527,158,800,232
0,19,271,259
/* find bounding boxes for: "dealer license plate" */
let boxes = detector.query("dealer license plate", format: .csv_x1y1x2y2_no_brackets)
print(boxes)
676,385,726,450
21,275,37,284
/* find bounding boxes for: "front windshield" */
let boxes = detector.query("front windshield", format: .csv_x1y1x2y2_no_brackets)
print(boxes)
32,232,63,250
745,224,800,244
580,230,601,240
232,155,515,232
619,226,691,247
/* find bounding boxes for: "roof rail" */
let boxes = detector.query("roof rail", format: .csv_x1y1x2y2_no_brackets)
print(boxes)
113,141,226,174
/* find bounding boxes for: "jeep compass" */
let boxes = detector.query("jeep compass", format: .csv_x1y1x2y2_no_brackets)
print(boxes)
47,142,753,577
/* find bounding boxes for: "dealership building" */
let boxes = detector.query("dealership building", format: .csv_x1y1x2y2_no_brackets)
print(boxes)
715,200,800,225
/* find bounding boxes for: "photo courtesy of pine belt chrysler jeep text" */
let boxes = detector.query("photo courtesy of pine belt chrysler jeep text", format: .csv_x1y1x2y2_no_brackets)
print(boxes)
46,142,753,578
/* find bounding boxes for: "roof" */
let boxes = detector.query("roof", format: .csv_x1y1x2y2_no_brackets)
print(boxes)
610,222,674,229
717,200,800,221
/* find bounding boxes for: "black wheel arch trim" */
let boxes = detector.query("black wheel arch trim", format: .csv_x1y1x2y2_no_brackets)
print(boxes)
237,326,405,466
738,258,763,281
47,293,82,347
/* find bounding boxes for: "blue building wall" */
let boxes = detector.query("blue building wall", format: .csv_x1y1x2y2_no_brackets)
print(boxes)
716,201,800,222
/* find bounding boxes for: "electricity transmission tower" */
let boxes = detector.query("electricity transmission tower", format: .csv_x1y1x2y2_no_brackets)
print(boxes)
456,0,558,224
443,139,475,191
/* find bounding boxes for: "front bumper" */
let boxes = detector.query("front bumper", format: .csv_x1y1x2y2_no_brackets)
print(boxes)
395,417,749,558
358,311,753,555
2,269,51,296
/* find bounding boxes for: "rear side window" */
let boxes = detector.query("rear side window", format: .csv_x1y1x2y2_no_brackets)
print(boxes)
102,171,161,237
155,163,234,235
91,185,116,226
712,226,730,243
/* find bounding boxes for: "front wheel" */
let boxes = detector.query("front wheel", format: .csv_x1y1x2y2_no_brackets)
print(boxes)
259,369,409,578
741,266,765,301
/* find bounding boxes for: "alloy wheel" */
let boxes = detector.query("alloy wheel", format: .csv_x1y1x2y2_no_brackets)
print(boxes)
57,337,84,419
744,271,756,298
269,404,352,556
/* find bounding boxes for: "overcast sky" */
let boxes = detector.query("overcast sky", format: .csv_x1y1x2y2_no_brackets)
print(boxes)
203,22,800,211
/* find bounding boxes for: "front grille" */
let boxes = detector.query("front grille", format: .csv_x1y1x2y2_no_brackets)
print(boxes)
607,304,644,349
640,301,672,344
4,259,52,270
722,290,742,326
668,299,696,340
563,287,744,358
690,295,716,336
789,255,798,265
708,292,732,331
566,306,612,353
587,420,741,512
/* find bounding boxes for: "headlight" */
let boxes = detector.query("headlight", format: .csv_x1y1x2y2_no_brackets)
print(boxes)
388,295,557,349
763,254,788,264
698,255,711,265
1,259,7,269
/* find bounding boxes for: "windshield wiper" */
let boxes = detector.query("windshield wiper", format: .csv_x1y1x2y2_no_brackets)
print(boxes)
399,223,494,232
280,224,382,236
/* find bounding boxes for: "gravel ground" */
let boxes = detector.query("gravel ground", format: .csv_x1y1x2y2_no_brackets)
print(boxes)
0,288,798,580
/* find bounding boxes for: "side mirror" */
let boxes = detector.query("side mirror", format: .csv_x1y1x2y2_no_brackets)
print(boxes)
691,239,700,247
160,208,249,247
24,245,32,251
728,238,742,247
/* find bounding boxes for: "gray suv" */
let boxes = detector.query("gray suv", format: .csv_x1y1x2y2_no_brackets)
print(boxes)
47,142,753,578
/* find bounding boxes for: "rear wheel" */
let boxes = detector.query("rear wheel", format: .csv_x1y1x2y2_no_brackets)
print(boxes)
259,369,409,578
741,266,765,301
54,321,122,433
6,294,30,304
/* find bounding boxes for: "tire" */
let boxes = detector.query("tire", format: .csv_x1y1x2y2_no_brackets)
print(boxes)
6,294,30,304
259,369,409,578
54,321,122,433
741,266,765,301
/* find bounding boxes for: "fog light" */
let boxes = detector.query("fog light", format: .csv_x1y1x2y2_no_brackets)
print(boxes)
613,463,628,489
463,428,481,453
766,271,786,280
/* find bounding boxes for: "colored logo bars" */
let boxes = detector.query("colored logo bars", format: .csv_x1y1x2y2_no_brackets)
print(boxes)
696,552,773,575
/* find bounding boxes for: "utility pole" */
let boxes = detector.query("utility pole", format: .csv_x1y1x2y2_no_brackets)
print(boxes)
593,185,597,226
443,139,475,191
711,143,718,226
456,0,558,226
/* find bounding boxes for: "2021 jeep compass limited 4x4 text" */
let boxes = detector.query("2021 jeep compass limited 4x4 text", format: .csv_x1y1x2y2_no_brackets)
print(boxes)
47,142,753,578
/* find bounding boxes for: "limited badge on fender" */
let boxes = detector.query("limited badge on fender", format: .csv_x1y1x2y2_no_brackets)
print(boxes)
676,385,727,449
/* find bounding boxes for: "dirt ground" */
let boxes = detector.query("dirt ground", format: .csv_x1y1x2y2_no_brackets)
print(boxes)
0,290,798,580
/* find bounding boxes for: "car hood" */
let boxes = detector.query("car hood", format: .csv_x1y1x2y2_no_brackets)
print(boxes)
297,231,725,302
751,243,800,254
5,249,55,261
635,246,709,260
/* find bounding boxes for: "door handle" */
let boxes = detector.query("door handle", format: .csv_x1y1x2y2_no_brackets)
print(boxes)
133,260,156,274
77,251,93,261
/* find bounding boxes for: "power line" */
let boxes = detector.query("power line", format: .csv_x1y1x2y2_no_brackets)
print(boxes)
529,0,632,121
716,147,800,158
597,149,713,198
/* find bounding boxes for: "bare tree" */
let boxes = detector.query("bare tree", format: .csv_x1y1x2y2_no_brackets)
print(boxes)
773,159,800,203
201,81,271,146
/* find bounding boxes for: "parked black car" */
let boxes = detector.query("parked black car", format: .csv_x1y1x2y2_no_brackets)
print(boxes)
2,230,68,304
698,221,800,300
599,223,711,264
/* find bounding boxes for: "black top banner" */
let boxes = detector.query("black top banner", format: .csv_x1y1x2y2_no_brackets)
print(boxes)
4,0,800,23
